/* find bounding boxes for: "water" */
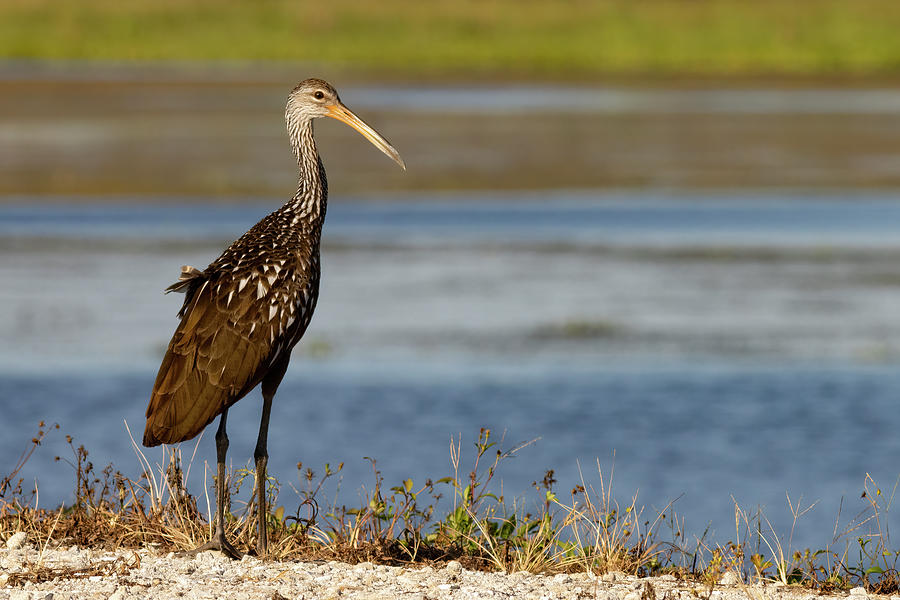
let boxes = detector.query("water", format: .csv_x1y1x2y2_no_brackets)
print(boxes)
6,77,900,195
2,193,900,551
348,86,900,115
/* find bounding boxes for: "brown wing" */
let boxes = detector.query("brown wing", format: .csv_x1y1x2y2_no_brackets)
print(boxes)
143,268,288,447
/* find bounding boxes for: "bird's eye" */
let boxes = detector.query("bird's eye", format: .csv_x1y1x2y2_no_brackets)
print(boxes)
314,91,325,100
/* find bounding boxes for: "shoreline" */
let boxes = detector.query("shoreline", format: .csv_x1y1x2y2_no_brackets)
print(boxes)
1,539,891,600
6,60,900,88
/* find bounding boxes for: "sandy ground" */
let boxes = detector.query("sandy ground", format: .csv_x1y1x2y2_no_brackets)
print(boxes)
2,534,898,600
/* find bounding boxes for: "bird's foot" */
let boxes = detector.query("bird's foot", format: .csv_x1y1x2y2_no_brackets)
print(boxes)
189,533,242,560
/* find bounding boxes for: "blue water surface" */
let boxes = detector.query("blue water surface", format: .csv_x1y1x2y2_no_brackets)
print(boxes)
1,192,899,553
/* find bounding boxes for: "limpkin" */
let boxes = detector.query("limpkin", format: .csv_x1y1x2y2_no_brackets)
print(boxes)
143,79,405,558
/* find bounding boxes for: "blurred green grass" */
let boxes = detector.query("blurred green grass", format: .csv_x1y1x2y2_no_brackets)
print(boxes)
2,0,900,78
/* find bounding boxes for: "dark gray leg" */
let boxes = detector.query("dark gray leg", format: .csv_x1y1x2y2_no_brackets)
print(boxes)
193,409,240,559
254,356,289,558
255,356,289,557
254,391,273,556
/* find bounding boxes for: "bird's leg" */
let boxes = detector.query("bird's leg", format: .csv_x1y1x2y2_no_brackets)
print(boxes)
213,410,240,557
192,410,240,559
254,391,274,557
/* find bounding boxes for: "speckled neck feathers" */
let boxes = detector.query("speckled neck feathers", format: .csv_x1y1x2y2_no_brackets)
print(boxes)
285,109,328,226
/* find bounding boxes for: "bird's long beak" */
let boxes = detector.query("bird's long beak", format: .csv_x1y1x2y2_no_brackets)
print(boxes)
326,103,406,170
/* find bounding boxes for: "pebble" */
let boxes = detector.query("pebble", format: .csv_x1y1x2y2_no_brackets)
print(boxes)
10,593,53,600
849,587,868,597
6,531,28,550
196,550,228,566
108,588,128,600
719,571,741,586
445,560,463,575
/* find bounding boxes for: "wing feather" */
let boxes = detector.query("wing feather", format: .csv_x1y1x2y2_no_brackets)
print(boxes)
143,248,315,447
144,271,273,446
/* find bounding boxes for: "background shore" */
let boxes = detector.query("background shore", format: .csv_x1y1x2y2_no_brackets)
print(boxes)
4,66,900,197
3,0,900,80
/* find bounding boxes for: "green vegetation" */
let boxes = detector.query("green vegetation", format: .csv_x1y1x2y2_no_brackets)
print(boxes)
2,423,899,593
532,319,624,340
2,0,900,78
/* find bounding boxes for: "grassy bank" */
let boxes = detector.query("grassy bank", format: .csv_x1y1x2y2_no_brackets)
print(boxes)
2,424,899,592
2,0,900,79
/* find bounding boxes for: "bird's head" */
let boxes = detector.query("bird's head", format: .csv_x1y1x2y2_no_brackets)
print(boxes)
286,78,405,170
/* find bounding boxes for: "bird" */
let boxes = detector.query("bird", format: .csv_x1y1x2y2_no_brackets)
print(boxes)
142,78,405,558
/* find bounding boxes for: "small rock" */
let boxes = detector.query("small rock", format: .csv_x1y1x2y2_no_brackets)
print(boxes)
196,550,228,565
623,592,640,600
437,583,457,591
6,532,27,550
849,587,868,597
553,573,572,584
445,560,463,575
108,588,128,600
719,571,741,586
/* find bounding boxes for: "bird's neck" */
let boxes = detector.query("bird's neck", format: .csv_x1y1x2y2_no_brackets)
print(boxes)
286,119,328,226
